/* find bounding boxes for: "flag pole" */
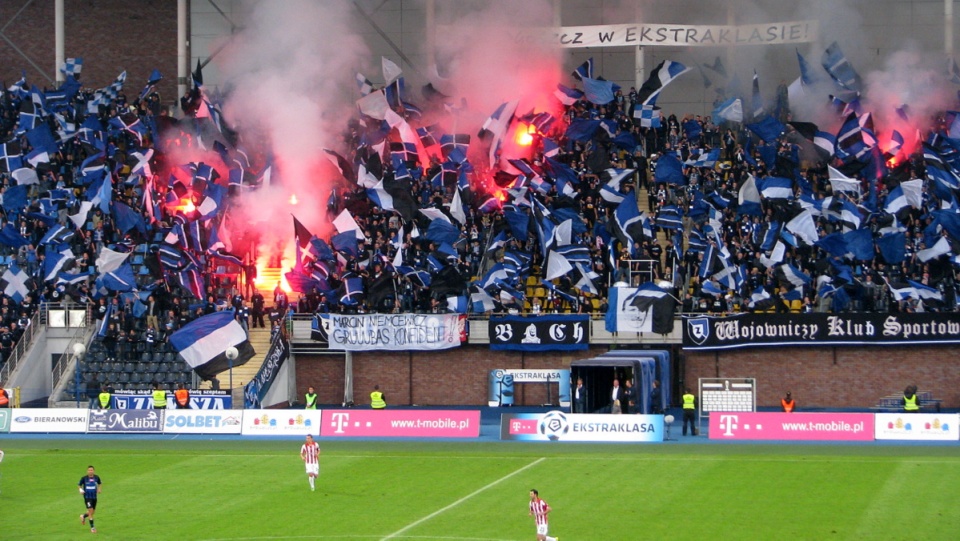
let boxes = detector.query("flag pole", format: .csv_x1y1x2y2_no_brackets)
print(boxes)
55,0,65,85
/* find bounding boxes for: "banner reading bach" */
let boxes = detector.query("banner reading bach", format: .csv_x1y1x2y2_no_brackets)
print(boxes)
328,313,466,351
684,312,960,350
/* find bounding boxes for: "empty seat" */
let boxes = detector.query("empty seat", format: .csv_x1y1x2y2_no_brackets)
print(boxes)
129,372,142,384
123,362,136,373
163,352,176,363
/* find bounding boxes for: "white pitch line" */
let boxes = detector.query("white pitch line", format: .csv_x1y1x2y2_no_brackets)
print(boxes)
380,457,546,541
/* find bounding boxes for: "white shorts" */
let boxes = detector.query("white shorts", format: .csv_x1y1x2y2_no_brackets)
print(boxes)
305,463,319,476
536,524,549,536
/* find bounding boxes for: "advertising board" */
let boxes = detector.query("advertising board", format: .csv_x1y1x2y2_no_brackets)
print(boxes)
320,410,480,438
501,411,663,442
708,412,873,441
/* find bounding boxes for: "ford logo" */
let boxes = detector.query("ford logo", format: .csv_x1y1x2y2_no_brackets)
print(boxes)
14,416,30,422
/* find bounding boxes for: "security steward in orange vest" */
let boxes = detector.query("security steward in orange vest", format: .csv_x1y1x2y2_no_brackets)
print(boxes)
175,383,191,409
781,391,795,413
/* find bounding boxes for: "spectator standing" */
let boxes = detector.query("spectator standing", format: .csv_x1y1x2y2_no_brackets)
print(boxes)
174,383,191,409
370,385,386,409
781,391,795,412
152,382,167,409
902,385,920,413
304,386,318,410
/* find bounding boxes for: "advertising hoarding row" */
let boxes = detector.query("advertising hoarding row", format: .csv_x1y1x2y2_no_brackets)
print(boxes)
707,412,959,442
3,408,479,438
5,409,957,442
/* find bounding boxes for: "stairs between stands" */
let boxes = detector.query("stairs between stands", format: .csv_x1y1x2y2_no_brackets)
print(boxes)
198,327,272,395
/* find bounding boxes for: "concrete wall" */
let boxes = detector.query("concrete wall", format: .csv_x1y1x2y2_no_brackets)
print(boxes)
295,344,611,407
684,346,960,410
3,1,948,119
0,0,177,104
293,342,959,409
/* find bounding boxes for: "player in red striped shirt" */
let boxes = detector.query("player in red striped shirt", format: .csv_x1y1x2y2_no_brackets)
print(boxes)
528,489,558,541
300,434,321,491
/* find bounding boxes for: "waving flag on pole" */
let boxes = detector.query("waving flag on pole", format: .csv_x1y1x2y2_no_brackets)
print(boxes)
169,311,255,380
712,97,743,123
821,41,863,92
60,57,83,76
636,60,691,105
0,263,32,303
634,104,662,127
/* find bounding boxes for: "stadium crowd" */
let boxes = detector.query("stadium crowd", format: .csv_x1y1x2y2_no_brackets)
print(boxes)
0,52,958,383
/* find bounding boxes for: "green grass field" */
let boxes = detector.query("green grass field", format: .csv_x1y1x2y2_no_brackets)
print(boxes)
1,437,958,541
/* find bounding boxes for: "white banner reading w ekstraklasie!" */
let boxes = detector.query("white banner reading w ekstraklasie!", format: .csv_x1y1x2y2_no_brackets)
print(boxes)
484,20,818,48
553,20,818,48
328,313,465,351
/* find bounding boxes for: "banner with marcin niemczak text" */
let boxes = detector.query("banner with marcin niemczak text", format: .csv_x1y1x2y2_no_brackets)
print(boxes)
683,312,960,350
327,313,465,351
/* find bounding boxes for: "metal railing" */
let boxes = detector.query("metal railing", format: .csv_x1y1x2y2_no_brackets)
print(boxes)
51,326,92,392
40,302,91,328
0,310,40,386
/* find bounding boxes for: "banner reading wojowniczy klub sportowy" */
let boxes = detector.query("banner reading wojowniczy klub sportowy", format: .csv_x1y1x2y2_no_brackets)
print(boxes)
683,312,960,350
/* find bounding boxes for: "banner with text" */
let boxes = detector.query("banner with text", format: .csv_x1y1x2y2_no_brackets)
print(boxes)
327,313,466,351
874,413,959,441
489,315,588,351
10,408,88,433
709,412,873,441
320,409,480,438
244,333,289,409
88,409,163,433
552,20,818,48
501,411,663,442
164,411,243,434
0,409,10,433
113,391,231,410
241,409,322,436
683,312,960,350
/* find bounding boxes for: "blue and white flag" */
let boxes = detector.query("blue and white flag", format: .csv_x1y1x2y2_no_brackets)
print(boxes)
604,284,675,334
169,311,255,380
582,77,615,105
0,263,32,303
634,104,661,128
907,280,943,302
821,41,863,92
759,176,793,199
712,97,743,123
60,57,83,75
636,60,691,106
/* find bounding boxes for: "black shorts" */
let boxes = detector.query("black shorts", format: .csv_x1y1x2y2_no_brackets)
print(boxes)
84,498,97,510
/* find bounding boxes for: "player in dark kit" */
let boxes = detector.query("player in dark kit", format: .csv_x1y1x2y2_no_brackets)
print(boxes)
78,465,102,533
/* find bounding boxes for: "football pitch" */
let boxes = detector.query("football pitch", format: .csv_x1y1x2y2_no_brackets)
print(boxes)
1,437,958,541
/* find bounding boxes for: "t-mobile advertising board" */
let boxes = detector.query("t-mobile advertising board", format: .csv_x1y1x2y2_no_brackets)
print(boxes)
10,408,88,433
709,412,873,441
501,411,663,442
874,413,959,441
241,410,322,436
320,410,481,438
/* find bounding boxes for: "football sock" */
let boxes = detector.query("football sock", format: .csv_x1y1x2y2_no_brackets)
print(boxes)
309,476,315,489
546,537,556,541
89,519,95,529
